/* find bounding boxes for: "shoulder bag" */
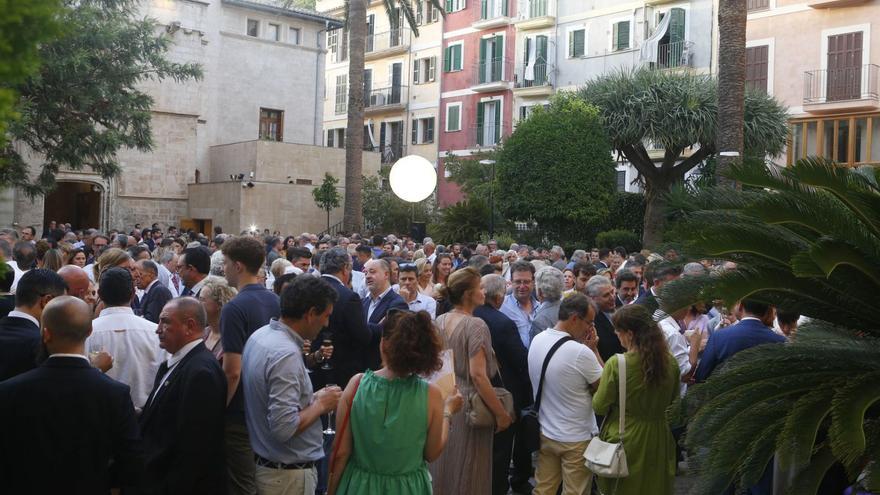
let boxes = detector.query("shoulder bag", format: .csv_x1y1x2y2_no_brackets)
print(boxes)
520,335,573,452
583,353,629,478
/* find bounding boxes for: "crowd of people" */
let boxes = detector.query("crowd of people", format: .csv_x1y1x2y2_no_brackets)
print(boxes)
0,222,799,495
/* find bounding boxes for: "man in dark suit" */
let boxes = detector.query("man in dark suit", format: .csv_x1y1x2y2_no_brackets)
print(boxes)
586,276,623,366
317,247,371,388
0,269,67,381
593,247,611,269
476,274,534,495
178,246,211,298
139,297,227,495
614,269,640,308
633,262,681,314
134,259,173,323
361,258,407,370
0,296,143,492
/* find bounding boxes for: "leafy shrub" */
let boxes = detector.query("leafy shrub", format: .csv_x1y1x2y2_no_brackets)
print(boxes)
595,229,641,253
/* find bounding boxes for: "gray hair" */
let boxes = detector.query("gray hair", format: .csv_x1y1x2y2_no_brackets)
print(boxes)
571,249,587,263
469,255,489,270
481,274,507,301
585,274,613,297
683,262,707,276
138,259,159,276
551,245,565,257
156,249,176,265
535,266,564,302
321,247,352,276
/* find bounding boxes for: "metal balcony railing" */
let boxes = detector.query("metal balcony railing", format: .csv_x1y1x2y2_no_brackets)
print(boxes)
657,40,694,69
474,0,511,22
514,59,552,88
474,57,513,86
379,143,406,164
517,0,549,20
365,28,411,53
364,86,408,109
804,64,880,103
470,123,506,148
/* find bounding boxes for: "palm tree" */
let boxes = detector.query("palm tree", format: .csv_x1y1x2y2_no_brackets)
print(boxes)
715,0,748,186
661,157,880,494
341,0,444,233
578,68,787,248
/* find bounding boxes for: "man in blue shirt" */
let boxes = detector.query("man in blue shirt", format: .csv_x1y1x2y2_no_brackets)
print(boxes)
242,275,341,494
501,261,538,349
220,236,281,495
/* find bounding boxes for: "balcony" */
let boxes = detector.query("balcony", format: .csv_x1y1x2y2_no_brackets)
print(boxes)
656,40,694,69
470,123,508,149
513,59,554,96
373,143,407,164
803,64,880,114
364,86,408,115
514,0,554,30
472,0,512,29
365,28,411,60
472,57,514,92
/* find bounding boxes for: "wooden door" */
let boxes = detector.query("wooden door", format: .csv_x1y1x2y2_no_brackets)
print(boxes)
827,32,863,101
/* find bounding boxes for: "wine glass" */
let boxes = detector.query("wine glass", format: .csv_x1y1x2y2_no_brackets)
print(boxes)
323,383,337,435
89,344,104,362
320,336,333,371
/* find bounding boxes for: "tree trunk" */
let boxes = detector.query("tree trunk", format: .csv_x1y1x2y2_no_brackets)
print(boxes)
715,0,747,187
343,0,367,233
327,208,331,231
642,178,668,249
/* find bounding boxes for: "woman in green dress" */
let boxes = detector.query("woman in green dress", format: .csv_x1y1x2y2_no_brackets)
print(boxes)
593,304,681,495
327,310,463,495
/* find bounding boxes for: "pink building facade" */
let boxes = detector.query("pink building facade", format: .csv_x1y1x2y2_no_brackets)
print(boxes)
437,0,517,206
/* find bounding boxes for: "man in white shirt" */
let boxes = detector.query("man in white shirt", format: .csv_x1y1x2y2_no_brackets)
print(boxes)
527,294,603,495
86,267,165,412
656,308,692,397
396,262,437,319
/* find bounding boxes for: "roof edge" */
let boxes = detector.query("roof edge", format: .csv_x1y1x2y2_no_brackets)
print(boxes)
222,0,343,28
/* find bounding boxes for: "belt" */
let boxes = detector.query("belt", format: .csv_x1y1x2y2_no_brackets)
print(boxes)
254,455,315,470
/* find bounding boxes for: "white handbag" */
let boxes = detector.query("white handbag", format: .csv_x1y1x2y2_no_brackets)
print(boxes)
583,353,629,478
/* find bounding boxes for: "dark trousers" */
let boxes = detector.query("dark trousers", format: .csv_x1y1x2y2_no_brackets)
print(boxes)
316,415,333,495
493,417,534,495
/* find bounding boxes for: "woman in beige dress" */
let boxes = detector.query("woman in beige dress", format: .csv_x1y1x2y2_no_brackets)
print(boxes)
430,267,513,494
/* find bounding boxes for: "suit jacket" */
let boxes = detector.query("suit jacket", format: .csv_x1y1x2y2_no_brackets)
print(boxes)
0,315,41,381
0,356,143,493
595,311,625,362
528,299,561,343
474,304,533,411
695,318,786,383
317,275,372,388
138,343,227,495
633,289,659,314
138,282,173,324
361,289,408,371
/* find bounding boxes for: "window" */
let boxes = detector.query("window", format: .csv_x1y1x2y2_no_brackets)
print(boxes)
326,129,334,147
266,23,280,41
788,114,880,166
328,29,347,62
745,45,769,93
616,170,627,192
747,0,769,11
413,57,437,84
446,0,466,13
444,43,463,72
289,27,300,45
326,129,345,148
259,108,283,141
335,74,347,114
476,100,501,146
612,21,630,51
568,28,585,58
426,1,440,23
412,117,435,144
247,19,259,37
446,103,462,132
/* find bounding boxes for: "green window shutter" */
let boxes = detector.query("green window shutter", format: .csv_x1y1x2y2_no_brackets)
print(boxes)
575,30,585,57
444,46,452,72
412,119,419,144
454,45,462,70
501,0,508,16
568,31,574,58
669,8,685,44
523,37,531,66
476,102,485,145
537,34,547,59
446,0,453,12
447,105,460,131
426,118,434,142
479,39,487,82
481,0,488,19
428,57,436,81
494,102,501,143
619,21,630,50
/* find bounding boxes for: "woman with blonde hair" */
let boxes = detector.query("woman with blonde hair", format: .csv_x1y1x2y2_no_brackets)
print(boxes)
415,257,433,297
94,247,135,282
198,276,238,363
429,267,513,494
42,249,64,272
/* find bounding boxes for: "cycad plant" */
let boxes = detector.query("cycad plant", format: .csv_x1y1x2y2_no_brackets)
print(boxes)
661,157,880,494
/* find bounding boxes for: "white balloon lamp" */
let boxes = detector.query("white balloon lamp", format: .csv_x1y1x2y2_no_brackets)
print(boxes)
389,155,437,203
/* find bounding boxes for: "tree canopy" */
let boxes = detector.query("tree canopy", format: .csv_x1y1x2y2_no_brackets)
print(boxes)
578,68,787,247
495,94,616,247
0,0,202,195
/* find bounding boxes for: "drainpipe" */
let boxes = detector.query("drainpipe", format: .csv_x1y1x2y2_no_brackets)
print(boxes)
314,21,330,146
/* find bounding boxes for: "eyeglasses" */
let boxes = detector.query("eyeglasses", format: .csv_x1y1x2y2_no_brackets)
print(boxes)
399,263,416,269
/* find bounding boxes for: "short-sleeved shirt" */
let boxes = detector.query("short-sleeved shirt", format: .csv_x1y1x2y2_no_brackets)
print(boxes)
242,319,323,463
221,283,281,421
528,328,604,443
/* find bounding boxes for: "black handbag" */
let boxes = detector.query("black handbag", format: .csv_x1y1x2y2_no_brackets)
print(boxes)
520,335,573,453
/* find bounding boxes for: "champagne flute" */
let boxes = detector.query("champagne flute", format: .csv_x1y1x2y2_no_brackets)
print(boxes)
323,383,337,435
89,344,104,362
320,336,333,371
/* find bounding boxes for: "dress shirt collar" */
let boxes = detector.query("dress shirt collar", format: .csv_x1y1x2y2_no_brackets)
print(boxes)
506,293,538,313
99,306,136,318
50,353,90,363
322,274,345,286
740,316,762,323
370,285,392,303
269,318,305,347
190,277,208,295
7,310,39,328
167,339,203,368
145,279,159,293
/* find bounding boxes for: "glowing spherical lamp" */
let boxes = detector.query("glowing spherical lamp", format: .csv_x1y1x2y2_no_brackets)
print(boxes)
389,155,437,203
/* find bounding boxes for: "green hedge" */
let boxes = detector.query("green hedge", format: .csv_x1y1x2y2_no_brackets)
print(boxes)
595,229,641,253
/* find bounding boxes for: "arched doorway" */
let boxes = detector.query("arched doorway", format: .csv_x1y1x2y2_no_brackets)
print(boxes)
43,181,103,230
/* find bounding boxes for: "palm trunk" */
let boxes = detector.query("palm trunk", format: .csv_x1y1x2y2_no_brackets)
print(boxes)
343,0,367,233
642,179,668,249
715,0,747,187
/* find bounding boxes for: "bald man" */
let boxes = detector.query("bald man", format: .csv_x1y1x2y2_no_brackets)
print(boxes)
58,265,90,300
0,296,143,492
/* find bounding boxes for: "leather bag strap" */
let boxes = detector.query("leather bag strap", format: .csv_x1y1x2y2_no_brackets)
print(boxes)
533,336,573,412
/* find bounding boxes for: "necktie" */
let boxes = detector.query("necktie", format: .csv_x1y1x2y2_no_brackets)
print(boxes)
171,273,180,293
181,287,192,297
